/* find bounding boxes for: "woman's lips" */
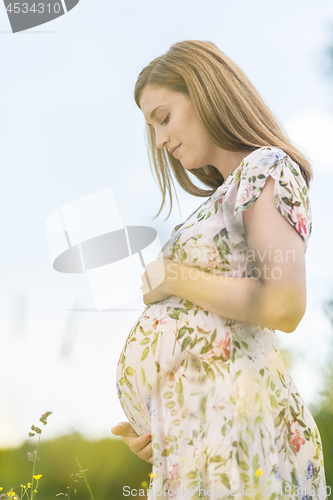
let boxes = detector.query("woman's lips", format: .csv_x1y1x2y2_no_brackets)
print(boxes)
173,145,181,158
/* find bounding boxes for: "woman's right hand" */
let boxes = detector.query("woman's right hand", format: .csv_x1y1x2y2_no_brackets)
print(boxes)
111,421,153,464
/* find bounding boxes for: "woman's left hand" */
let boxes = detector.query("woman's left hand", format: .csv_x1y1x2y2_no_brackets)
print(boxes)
141,258,178,305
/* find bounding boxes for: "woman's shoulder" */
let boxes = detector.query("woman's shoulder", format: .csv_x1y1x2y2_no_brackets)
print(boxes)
230,145,312,250
232,145,306,192
241,146,296,173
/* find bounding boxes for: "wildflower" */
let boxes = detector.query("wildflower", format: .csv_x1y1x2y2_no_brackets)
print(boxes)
148,472,158,478
27,484,31,488
255,468,263,477
33,475,42,480
0,488,2,492
27,450,39,462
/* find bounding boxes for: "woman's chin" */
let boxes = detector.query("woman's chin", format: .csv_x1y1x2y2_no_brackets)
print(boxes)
180,161,202,171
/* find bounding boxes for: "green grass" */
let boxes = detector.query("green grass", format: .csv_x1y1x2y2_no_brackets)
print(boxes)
313,411,333,490
0,433,151,500
0,417,331,499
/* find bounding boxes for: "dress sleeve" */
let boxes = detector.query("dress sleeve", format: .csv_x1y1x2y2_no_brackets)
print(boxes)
234,147,312,251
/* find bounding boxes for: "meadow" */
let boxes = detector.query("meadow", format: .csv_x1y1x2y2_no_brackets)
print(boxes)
0,411,332,500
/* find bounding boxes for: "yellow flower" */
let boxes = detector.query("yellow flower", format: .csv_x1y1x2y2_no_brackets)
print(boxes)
27,484,31,488
148,472,158,478
33,475,42,480
0,488,3,492
255,468,263,477
7,492,16,497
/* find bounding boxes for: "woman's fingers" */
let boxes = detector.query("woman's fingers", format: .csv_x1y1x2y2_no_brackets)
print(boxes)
135,434,153,463
131,431,152,454
111,424,152,463
139,452,152,464
111,421,137,437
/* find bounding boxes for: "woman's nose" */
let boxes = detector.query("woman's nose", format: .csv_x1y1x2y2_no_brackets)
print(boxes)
155,129,169,149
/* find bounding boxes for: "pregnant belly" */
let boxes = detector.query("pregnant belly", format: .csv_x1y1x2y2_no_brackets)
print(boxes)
115,295,277,434
115,296,229,432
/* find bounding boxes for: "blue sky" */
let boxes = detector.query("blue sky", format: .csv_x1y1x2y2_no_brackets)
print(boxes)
1,0,333,447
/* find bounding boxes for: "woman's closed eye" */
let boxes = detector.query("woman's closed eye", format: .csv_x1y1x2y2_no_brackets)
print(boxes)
160,114,170,125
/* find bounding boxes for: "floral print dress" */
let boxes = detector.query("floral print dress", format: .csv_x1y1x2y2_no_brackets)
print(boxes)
116,147,327,499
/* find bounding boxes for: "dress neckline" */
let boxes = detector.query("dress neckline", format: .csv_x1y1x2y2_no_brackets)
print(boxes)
216,146,273,191
174,147,277,234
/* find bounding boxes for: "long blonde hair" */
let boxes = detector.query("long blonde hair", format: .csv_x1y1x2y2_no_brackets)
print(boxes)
134,40,312,219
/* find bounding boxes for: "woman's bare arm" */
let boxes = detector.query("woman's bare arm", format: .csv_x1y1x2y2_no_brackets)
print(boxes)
143,176,306,333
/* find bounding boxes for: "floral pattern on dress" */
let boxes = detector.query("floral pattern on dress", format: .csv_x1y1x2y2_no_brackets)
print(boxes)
115,147,326,500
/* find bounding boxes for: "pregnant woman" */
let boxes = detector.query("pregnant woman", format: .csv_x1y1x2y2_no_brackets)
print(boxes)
112,40,326,499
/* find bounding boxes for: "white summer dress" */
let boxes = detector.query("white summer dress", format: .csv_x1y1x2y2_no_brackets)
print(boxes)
116,147,327,500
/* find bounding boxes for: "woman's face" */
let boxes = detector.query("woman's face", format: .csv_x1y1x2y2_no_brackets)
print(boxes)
139,85,219,170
